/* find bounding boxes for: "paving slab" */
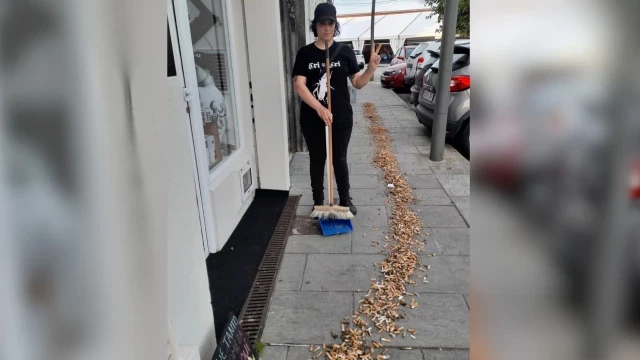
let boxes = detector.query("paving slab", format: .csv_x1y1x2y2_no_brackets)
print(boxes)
352,293,469,348
349,174,382,189
436,175,470,197
350,132,371,140
428,162,470,175
428,228,470,255
405,175,442,189
376,349,425,359
298,193,315,206
302,254,386,291
393,145,422,154
263,346,288,360
262,291,353,344
350,163,383,175
349,138,372,146
348,145,376,154
386,127,411,133
290,166,310,175
286,346,325,360
413,188,454,206
413,255,469,294
423,349,470,359
296,205,313,216
349,189,388,206
409,136,431,146
348,153,375,163
276,254,306,290
414,206,468,228
388,132,411,141
352,206,391,254
396,154,429,164
380,121,404,128
450,197,470,225
399,162,433,175
291,216,322,236
351,205,389,234
285,234,351,254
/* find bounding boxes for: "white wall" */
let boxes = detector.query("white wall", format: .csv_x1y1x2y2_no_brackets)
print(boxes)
167,4,216,358
244,0,291,191
167,76,216,360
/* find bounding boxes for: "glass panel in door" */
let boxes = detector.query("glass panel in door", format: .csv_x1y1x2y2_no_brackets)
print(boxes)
186,0,239,170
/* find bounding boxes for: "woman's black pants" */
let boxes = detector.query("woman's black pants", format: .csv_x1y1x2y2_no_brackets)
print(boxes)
301,119,352,204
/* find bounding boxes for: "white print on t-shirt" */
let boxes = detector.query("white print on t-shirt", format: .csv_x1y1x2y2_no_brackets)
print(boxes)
308,61,341,70
312,71,335,104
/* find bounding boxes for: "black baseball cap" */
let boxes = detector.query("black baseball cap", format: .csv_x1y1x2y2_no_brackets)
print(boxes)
314,3,337,23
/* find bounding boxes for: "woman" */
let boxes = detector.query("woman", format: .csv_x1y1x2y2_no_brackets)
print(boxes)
292,3,381,216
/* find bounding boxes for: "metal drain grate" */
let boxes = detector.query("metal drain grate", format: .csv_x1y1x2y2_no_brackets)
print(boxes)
239,195,300,346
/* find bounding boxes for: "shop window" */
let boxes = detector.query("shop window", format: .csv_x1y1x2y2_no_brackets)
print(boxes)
187,0,238,170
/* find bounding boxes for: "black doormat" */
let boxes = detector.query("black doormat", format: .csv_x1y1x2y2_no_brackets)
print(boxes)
206,189,289,339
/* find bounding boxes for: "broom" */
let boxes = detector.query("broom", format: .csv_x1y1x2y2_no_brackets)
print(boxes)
310,42,354,221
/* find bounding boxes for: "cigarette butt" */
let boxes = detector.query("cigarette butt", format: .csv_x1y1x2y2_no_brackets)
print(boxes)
381,338,391,343
315,351,324,358
410,335,416,339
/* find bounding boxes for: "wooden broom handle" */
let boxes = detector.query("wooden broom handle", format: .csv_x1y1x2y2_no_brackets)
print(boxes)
325,45,334,206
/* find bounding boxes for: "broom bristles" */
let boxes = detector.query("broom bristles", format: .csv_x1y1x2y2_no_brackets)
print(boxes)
310,205,354,220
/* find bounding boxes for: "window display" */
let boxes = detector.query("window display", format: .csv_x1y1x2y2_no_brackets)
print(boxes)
187,0,238,170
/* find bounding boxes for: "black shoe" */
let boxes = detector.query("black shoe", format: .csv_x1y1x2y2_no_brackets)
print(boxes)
340,197,357,216
313,199,324,206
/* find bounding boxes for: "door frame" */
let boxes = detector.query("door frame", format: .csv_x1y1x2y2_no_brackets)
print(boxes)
168,0,215,254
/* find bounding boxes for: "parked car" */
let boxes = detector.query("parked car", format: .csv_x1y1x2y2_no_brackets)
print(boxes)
409,50,439,105
405,39,469,90
390,45,417,66
380,62,407,90
416,43,471,153
354,49,365,69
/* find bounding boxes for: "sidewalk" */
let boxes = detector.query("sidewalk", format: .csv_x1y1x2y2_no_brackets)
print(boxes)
263,85,470,359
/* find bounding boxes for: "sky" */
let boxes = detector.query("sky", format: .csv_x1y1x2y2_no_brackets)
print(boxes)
333,0,428,15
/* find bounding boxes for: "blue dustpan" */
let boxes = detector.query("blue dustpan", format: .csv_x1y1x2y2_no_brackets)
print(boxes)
318,218,353,236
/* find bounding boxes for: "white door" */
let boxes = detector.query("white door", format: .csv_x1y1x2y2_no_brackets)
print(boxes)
168,1,215,253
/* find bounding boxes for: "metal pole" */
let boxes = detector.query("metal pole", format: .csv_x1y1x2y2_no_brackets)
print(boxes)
429,0,459,161
370,0,376,81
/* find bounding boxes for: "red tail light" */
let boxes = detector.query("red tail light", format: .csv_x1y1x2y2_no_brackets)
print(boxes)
417,57,424,65
450,75,471,92
630,161,640,199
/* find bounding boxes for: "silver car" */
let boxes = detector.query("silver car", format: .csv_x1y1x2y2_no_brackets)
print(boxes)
416,43,471,154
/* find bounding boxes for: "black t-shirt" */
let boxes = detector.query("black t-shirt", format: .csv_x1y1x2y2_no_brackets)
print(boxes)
292,42,360,125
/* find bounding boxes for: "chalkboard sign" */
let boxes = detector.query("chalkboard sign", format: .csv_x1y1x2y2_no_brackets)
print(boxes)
212,314,258,360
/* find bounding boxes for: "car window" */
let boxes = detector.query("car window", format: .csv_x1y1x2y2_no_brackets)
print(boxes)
395,48,402,57
431,53,469,72
407,46,417,56
354,50,361,55
409,43,427,58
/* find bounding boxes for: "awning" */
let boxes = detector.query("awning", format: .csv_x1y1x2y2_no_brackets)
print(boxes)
335,11,441,43
335,15,384,42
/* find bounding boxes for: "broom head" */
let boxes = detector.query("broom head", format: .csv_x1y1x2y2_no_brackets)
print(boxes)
310,204,354,220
